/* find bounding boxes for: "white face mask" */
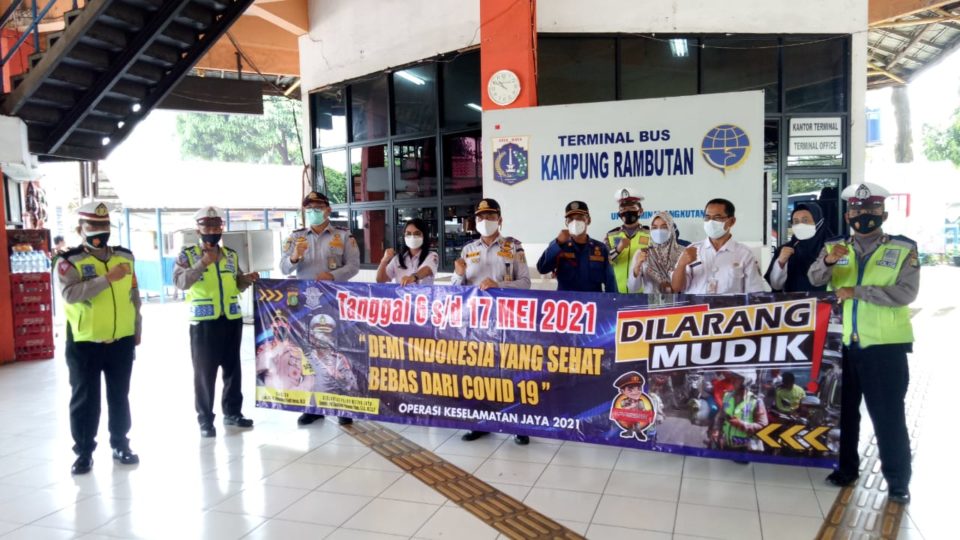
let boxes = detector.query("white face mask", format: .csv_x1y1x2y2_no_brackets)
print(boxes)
650,229,671,245
703,219,728,239
476,219,499,237
792,223,816,241
567,220,587,236
404,236,424,250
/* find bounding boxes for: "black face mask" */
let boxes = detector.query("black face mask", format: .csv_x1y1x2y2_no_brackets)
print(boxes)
201,233,222,245
620,211,639,225
850,214,882,235
84,232,110,249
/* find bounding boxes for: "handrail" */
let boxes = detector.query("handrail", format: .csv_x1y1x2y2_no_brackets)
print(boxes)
0,0,59,68
0,0,26,31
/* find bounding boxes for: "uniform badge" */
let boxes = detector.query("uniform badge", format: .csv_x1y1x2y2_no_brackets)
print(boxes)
283,238,293,252
304,286,323,309
878,249,901,269
224,258,236,273
328,258,338,270
81,264,97,278
908,249,919,268
58,259,72,276
329,234,344,249
286,286,300,308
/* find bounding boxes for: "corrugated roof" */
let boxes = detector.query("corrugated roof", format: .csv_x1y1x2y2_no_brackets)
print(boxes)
868,1,960,88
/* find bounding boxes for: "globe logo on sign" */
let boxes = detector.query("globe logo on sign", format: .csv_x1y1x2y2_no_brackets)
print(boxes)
700,124,751,174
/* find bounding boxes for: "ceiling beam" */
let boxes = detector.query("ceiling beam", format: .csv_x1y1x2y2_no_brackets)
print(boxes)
868,61,908,83
885,26,928,68
872,15,960,29
870,0,958,24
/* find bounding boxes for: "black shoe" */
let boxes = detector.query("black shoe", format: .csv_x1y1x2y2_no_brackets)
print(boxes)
889,488,911,504
112,448,140,465
223,415,254,428
461,430,489,442
337,417,353,426
297,413,324,425
200,424,216,438
514,435,530,445
825,470,859,487
71,455,93,475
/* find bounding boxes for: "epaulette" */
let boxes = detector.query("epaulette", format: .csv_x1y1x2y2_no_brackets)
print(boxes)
61,246,85,259
887,234,917,247
113,246,133,255
504,236,521,245
825,235,847,243
292,227,307,233
222,245,238,254
606,227,621,235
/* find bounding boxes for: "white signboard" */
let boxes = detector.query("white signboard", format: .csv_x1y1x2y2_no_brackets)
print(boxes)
789,117,842,156
789,136,842,156
789,117,842,136
482,91,766,252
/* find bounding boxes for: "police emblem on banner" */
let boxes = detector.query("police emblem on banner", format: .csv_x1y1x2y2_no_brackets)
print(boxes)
492,136,529,186
304,286,323,309
701,124,751,174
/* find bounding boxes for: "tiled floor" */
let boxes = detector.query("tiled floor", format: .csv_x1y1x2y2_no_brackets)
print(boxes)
0,266,955,539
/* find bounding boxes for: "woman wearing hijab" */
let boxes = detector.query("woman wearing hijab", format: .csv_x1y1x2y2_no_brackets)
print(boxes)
765,202,831,292
628,211,683,293
377,218,439,286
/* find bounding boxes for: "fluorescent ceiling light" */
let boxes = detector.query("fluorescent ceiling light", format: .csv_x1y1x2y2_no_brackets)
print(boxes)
395,70,426,86
670,39,689,57
465,103,482,112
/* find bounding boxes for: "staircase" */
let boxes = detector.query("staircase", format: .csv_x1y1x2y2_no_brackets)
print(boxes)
1,0,255,161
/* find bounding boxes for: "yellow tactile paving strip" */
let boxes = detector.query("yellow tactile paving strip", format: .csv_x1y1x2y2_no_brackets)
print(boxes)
816,345,930,539
342,422,586,540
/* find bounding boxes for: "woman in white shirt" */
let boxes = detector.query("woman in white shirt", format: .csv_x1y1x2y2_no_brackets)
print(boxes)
628,211,683,293
376,218,439,286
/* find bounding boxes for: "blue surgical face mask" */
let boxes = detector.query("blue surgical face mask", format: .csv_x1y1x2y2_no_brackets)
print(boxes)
306,209,327,226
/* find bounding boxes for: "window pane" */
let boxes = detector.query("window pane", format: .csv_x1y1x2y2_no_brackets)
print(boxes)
311,87,347,149
393,64,437,135
765,119,779,193
538,37,615,105
315,150,347,205
702,38,779,112
786,177,840,237
349,144,389,203
443,133,482,196
443,203,481,271
621,37,698,99
396,206,440,255
393,138,438,200
784,37,845,113
350,209,389,265
351,76,388,142
443,52,481,129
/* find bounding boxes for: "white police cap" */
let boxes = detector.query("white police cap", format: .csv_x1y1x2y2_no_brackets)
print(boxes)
615,187,644,205
193,206,225,223
77,201,111,223
840,182,890,204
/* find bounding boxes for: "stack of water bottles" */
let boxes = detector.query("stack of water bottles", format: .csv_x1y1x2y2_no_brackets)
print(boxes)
9,248,51,274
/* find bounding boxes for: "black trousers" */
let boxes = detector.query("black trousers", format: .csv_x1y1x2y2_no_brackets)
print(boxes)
839,343,912,490
65,327,135,456
190,316,244,425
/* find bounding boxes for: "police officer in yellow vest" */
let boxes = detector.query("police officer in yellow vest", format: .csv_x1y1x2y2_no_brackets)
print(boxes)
808,182,918,504
58,201,142,475
606,188,651,293
174,206,260,438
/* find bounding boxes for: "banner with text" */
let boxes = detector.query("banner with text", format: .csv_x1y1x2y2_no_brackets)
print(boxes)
255,279,842,467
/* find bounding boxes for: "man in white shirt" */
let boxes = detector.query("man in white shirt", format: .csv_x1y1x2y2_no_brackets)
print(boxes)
671,198,765,294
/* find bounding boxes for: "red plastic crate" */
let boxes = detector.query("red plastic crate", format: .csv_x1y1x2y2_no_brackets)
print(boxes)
14,333,54,361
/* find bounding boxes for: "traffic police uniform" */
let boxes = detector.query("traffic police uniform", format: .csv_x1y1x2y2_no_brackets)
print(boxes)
449,199,531,290
280,192,360,281
173,206,257,436
606,188,651,293
807,182,918,502
536,201,618,292
58,201,141,474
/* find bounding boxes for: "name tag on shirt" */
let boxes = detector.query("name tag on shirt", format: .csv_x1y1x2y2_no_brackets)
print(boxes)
877,249,901,268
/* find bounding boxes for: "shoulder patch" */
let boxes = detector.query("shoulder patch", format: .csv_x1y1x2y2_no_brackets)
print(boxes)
606,227,622,235
113,246,133,255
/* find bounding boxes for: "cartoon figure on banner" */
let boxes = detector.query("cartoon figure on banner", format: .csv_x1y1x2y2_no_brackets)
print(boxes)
305,313,359,394
609,372,657,442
